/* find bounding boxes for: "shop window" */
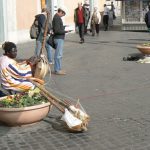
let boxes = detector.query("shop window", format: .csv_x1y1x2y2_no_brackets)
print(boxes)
125,0,140,22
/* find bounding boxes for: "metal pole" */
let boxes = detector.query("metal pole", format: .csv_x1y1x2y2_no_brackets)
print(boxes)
89,0,94,13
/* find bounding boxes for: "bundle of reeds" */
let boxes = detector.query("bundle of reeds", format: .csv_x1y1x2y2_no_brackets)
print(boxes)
30,79,90,132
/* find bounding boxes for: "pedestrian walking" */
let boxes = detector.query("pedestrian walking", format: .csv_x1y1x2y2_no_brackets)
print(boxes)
145,5,150,32
83,0,90,34
52,7,69,75
74,2,85,43
103,4,109,31
91,7,101,36
111,2,116,20
35,8,53,65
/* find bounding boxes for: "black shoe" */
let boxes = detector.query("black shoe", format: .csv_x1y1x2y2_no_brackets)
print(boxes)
80,38,84,43
79,40,83,44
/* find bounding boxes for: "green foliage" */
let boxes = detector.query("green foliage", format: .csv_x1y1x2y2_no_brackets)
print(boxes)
0,90,48,108
142,43,150,47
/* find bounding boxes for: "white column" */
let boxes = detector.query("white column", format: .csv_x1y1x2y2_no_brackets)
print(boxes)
3,0,17,42
90,0,94,13
0,0,5,42
37,0,41,13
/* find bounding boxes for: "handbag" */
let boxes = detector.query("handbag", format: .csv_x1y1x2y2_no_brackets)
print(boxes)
47,34,56,49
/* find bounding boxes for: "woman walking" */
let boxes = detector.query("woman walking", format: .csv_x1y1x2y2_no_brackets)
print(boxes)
91,7,101,36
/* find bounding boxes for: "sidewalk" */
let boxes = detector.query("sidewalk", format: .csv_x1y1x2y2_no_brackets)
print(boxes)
1,31,150,150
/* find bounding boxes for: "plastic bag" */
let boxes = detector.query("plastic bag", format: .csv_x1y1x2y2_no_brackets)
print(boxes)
61,108,82,128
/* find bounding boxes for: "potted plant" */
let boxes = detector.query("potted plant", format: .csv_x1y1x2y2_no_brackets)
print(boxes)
0,88,52,126
136,43,150,55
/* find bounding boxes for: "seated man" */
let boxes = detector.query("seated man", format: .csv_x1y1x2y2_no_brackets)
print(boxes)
0,41,38,93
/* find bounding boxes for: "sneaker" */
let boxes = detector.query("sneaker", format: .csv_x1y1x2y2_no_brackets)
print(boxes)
49,62,54,65
54,70,66,75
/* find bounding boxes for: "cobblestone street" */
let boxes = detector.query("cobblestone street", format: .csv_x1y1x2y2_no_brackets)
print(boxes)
1,30,150,150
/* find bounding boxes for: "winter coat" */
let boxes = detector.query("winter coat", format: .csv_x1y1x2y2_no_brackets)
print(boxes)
91,10,101,25
74,6,90,27
145,11,150,28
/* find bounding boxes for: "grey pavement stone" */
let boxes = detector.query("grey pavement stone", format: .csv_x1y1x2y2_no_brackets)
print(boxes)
1,30,150,149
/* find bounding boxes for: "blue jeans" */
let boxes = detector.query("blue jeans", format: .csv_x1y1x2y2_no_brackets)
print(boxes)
35,40,53,63
54,39,64,72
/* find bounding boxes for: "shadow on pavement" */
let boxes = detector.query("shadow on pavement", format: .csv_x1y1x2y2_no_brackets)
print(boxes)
43,115,68,133
43,115,85,134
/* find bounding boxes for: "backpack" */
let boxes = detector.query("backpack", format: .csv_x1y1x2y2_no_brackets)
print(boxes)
30,17,39,39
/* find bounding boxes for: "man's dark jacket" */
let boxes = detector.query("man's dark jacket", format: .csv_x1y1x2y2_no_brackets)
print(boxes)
52,13,66,39
145,11,150,28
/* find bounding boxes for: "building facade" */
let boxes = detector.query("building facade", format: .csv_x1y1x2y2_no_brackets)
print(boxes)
0,0,41,44
120,0,150,31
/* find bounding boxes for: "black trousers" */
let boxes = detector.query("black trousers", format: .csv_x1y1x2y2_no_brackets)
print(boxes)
103,15,109,30
91,24,100,35
78,23,84,40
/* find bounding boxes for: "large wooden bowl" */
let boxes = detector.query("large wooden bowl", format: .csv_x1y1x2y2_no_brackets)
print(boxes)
136,45,150,55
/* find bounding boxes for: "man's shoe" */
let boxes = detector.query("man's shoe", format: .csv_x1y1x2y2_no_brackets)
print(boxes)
49,62,54,65
55,70,66,75
49,62,54,69
80,38,84,44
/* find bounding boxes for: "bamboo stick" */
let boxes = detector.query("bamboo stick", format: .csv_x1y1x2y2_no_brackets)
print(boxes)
40,10,50,55
40,91,65,113
30,80,70,108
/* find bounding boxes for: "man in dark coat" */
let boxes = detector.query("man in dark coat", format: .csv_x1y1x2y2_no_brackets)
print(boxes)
52,7,70,75
74,2,86,43
145,5,150,31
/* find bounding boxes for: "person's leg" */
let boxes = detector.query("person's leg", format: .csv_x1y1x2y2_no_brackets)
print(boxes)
84,25,87,34
96,24,100,35
106,15,109,30
54,39,64,73
91,24,95,36
113,11,116,19
0,90,6,97
35,40,41,56
78,24,82,39
80,23,85,42
45,42,53,64
103,16,106,31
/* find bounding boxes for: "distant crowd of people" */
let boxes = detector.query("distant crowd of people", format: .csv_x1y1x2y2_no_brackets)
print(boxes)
74,1,116,43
